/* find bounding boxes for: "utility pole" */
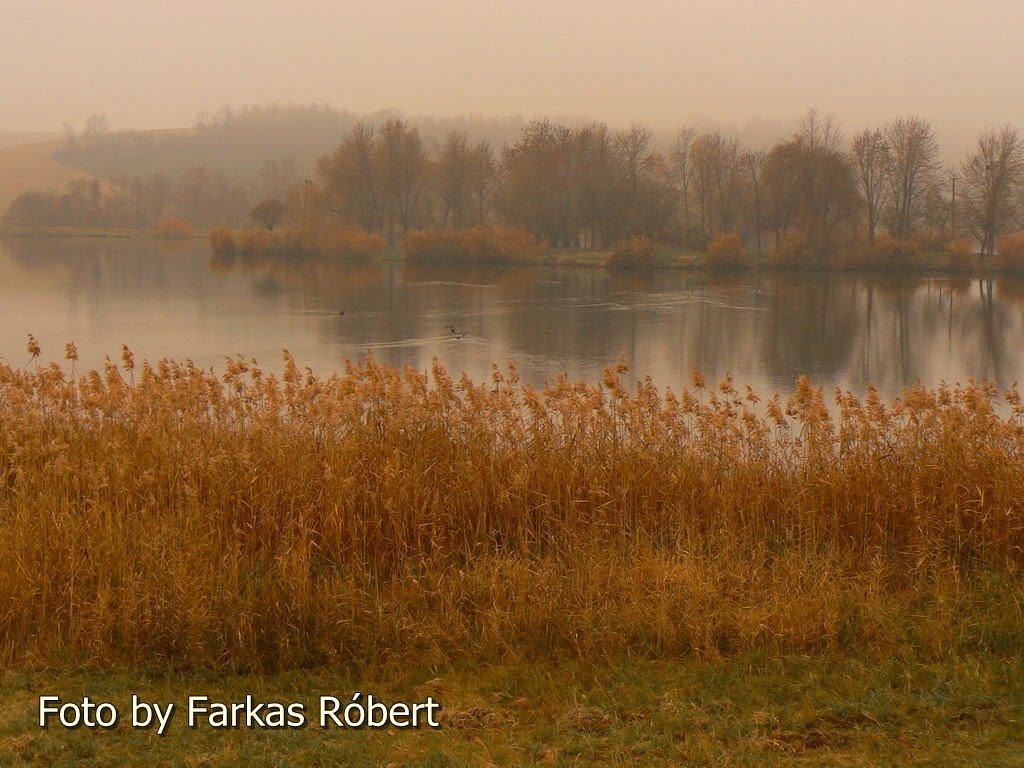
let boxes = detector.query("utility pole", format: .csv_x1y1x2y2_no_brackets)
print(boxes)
949,169,956,243
303,179,312,229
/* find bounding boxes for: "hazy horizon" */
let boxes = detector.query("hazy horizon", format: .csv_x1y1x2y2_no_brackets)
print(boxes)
4,0,1024,159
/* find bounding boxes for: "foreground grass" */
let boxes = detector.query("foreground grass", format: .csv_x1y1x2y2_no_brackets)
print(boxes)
2,350,1023,762
2,654,1022,766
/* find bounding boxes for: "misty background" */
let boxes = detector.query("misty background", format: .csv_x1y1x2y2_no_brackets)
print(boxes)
3,0,1024,161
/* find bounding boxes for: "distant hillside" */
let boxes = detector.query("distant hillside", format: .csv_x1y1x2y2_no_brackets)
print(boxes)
51,105,532,190
54,105,360,186
0,139,104,215
1,105,797,227
0,131,62,150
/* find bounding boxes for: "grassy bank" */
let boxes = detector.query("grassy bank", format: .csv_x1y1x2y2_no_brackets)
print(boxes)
3,654,1023,766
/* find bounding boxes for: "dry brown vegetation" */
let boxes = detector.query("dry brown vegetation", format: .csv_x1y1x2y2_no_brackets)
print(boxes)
155,217,196,239
208,223,384,262
1,343,1023,672
946,237,975,271
606,235,656,269
771,231,814,268
997,231,1024,273
866,234,921,270
704,232,748,269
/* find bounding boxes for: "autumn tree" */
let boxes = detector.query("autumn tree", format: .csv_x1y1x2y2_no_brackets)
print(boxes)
376,119,427,239
497,119,576,246
883,117,940,238
798,109,844,153
764,129,857,263
670,127,697,244
690,130,740,240
469,139,496,227
740,149,766,255
83,113,110,138
569,123,616,247
960,125,1024,256
431,131,495,229
613,123,674,240
851,128,889,242
317,122,379,232
250,198,286,230
433,131,472,228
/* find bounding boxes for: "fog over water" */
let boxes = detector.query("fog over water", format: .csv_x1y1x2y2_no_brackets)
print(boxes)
4,1,1024,159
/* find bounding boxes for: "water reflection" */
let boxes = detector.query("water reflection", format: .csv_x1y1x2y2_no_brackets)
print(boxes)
2,237,1023,399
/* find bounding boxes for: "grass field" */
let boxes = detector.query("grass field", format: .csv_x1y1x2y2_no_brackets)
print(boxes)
2,654,1022,766
1,350,1022,764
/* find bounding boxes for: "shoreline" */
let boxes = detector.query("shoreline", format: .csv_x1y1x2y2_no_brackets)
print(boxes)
5,228,1020,278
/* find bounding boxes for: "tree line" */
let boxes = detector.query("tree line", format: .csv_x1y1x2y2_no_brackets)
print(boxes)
7,108,1024,263
308,109,1024,260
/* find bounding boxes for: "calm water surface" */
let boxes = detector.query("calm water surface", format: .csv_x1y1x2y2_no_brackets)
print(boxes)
2,237,1023,400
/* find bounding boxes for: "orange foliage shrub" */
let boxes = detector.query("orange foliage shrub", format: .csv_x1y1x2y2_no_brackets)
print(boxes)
157,218,196,239
208,228,236,256
771,231,815,268
915,232,947,253
403,226,542,265
997,231,1024,273
705,232,748,269
236,228,303,257
868,234,920,270
946,237,974,271
606,236,656,269
210,223,382,262
318,225,385,261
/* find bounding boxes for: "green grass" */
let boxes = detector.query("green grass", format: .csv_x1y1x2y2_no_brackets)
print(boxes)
2,653,1022,766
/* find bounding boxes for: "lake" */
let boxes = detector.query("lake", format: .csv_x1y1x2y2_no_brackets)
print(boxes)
2,237,1023,401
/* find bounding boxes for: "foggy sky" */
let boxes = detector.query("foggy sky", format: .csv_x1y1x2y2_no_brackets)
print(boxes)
4,0,1024,155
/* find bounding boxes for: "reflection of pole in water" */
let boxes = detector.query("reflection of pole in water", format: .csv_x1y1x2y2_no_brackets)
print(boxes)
981,278,1004,382
859,282,874,385
948,282,954,353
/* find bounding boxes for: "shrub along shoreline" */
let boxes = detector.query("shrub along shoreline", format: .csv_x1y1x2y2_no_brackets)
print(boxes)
201,222,1024,275
0,347,1021,672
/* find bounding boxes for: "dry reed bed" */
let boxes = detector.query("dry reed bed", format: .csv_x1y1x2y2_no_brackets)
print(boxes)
0,346,1022,671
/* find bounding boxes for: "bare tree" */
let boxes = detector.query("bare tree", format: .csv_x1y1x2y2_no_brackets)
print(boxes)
763,133,857,263
799,109,844,153
377,119,427,239
614,123,661,237
317,122,379,232
741,149,766,255
434,130,472,228
497,119,576,246
670,127,696,243
960,125,1024,256
690,130,739,237
250,198,286,230
83,113,110,138
851,128,889,242
571,123,615,247
883,117,940,239
470,139,496,227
